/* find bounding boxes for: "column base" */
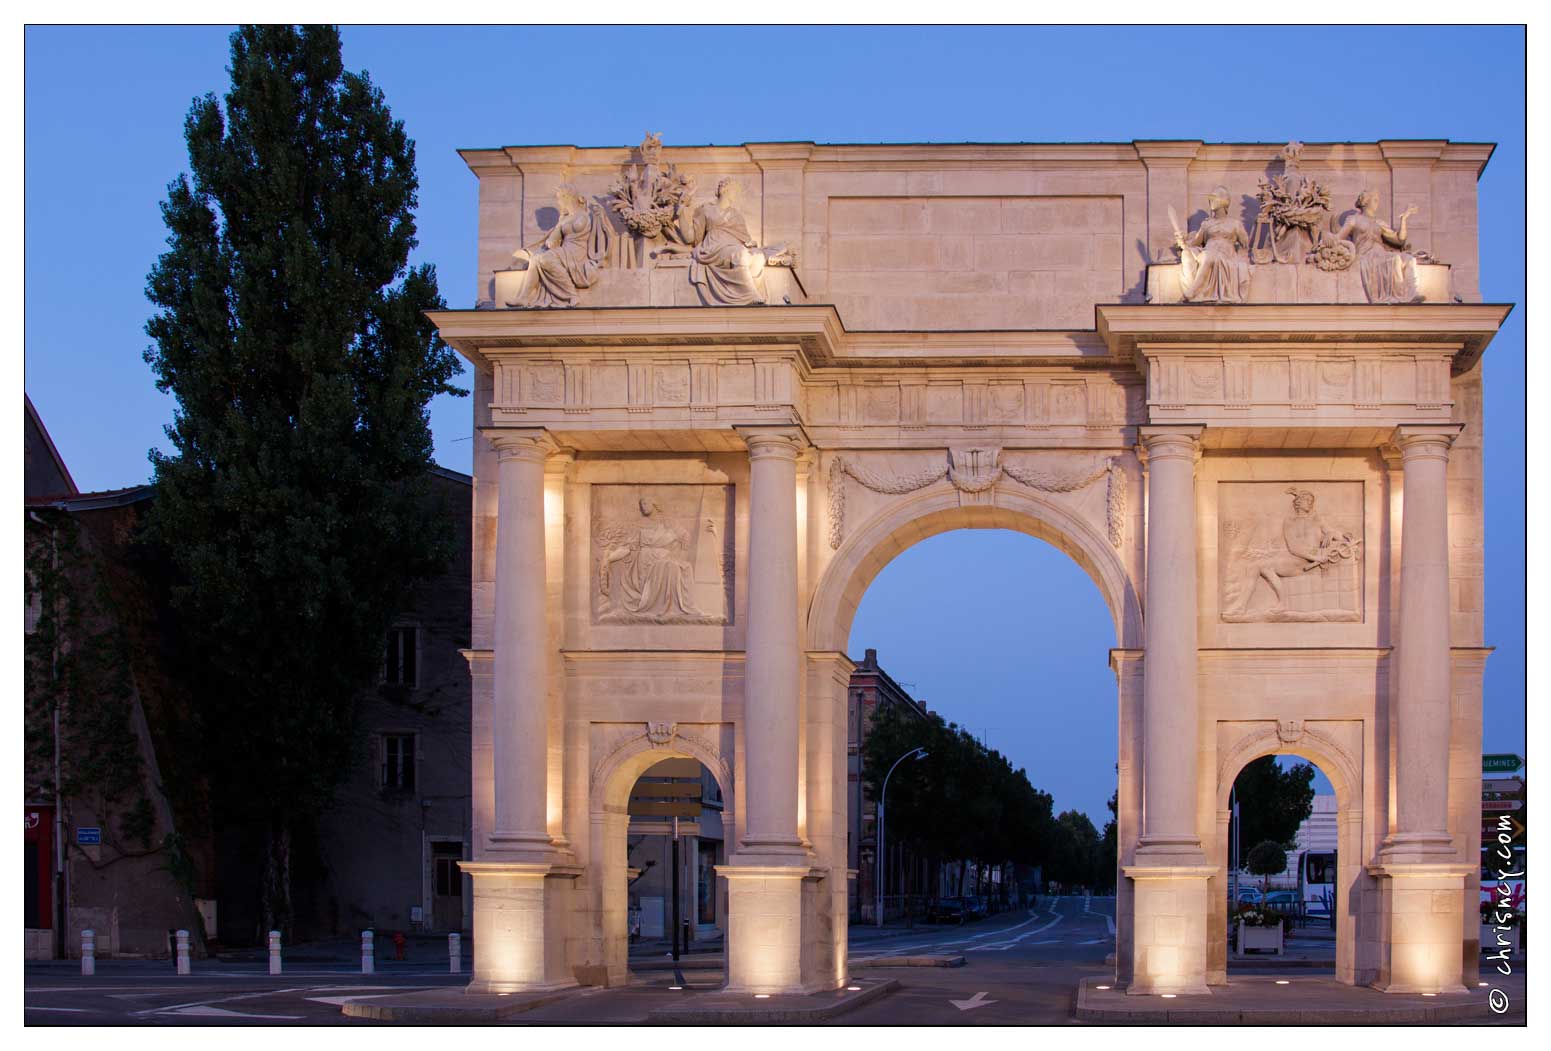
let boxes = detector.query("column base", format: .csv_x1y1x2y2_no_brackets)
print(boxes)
718,854,816,995
1122,861,1215,996
1366,860,1472,995
462,858,580,994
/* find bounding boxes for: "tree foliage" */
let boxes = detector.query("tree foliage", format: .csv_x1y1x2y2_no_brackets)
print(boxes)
861,701,1115,891
1233,756,1316,850
141,24,463,933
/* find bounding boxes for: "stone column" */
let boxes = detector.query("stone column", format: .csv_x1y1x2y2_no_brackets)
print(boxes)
1371,423,1469,995
1137,425,1205,860
1123,425,1212,996
738,428,806,856
720,426,815,994
462,429,578,996
1385,425,1463,857
489,430,555,852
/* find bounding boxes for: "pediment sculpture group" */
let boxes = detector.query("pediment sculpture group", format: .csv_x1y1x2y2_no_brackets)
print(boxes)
1172,140,1430,305
493,132,796,310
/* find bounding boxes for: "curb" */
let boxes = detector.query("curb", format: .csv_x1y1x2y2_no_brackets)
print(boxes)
647,979,897,1024
341,986,580,1023
852,954,965,968
1074,976,1503,1024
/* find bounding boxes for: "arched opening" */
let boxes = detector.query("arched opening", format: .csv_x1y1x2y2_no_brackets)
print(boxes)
590,738,735,988
1213,734,1367,987
811,487,1132,964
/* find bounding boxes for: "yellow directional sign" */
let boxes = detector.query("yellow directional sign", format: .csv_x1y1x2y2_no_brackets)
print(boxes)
631,782,705,800
628,800,703,818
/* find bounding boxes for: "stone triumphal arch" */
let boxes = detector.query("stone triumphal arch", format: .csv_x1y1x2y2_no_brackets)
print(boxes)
430,135,1508,997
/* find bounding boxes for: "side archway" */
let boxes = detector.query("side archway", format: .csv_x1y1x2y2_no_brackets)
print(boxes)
587,725,736,986
1212,721,1369,986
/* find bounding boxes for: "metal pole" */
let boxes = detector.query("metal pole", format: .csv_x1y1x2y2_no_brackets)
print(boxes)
671,816,685,989
875,746,928,928
1230,788,1240,906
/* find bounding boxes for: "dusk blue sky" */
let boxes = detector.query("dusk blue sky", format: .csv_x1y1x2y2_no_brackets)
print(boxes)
24,26,1525,825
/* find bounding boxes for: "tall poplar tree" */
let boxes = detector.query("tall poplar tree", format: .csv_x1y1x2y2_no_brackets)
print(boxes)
143,25,463,934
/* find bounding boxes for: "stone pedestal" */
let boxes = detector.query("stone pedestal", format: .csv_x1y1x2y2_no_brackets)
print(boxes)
462,860,579,994
1123,866,1214,995
719,861,810,994
1368,863,1471,994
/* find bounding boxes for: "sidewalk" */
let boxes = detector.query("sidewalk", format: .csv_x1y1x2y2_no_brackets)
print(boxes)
1077,973,1527,1024
1231,927,1336,970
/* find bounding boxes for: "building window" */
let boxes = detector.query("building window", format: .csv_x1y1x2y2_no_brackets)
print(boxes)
384,626,418,687
382,733,416,791
434,846,463,898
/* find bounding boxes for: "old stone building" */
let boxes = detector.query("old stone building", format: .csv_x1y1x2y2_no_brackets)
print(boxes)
24,397,476,953
846,648,929,919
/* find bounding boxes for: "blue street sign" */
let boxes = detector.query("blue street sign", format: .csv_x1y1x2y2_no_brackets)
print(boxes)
76,827,101,845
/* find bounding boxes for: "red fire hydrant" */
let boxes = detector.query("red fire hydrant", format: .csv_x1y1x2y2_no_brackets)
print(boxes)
392,931,407,961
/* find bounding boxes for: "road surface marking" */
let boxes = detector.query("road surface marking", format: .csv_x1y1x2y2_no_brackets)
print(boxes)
975,911,1066,951
164,1005,303,1020
26,1006,92,1013
950,991,997,1012
1080,938,1107,945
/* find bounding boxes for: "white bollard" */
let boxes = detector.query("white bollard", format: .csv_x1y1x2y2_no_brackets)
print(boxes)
268,930,282,975
449,932,461,975
80,929,95,976
175,929,191,976
361,929,374,974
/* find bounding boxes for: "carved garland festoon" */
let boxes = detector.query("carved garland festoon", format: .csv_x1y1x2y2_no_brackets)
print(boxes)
827,449,1127,549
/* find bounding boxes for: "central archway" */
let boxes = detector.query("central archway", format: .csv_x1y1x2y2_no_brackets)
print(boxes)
804,481,1145,977
807,486,1142,654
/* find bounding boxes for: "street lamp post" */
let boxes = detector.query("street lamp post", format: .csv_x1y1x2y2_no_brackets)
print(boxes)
876,746,928,928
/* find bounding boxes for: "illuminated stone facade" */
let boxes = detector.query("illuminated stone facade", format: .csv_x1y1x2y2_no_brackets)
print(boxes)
434,136,1507,997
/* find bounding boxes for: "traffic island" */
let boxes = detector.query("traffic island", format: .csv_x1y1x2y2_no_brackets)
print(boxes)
340,986,581,1023
851,953,965,968
1075,975,1523,1024
647,978,897,1024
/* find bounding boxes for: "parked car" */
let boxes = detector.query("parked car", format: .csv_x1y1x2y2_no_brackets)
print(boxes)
962,896,988,921
1263,890,1297,908
926,898,966,924
1235,887,1264,905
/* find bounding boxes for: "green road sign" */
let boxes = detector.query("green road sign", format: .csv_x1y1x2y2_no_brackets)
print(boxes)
1482,754,1523,773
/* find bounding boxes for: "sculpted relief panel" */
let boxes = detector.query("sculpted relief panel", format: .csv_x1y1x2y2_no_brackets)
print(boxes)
591,485,733,625
1218,482,1363,623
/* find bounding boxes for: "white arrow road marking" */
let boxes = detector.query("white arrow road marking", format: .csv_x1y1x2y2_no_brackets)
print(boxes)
165,1005,303,1019
950,991,997,1012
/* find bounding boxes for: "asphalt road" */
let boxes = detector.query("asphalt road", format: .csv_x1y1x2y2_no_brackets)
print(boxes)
34,895,1517,1026
24,896,1117,1026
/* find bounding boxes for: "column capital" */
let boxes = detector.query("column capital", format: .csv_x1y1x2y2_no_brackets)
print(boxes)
543,447,577,476
735,425,809,461
1392,423,1465,463
482,427,557,464
1138,424,1204,462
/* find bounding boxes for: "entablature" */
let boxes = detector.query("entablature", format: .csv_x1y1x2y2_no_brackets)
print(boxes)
1098,302,1510,435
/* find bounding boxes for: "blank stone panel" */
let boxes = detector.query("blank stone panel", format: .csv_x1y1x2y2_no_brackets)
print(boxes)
826,195,1124,330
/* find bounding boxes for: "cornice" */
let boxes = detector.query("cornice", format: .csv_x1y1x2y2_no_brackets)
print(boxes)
1096,302,1513,372
1133,140,1204,165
